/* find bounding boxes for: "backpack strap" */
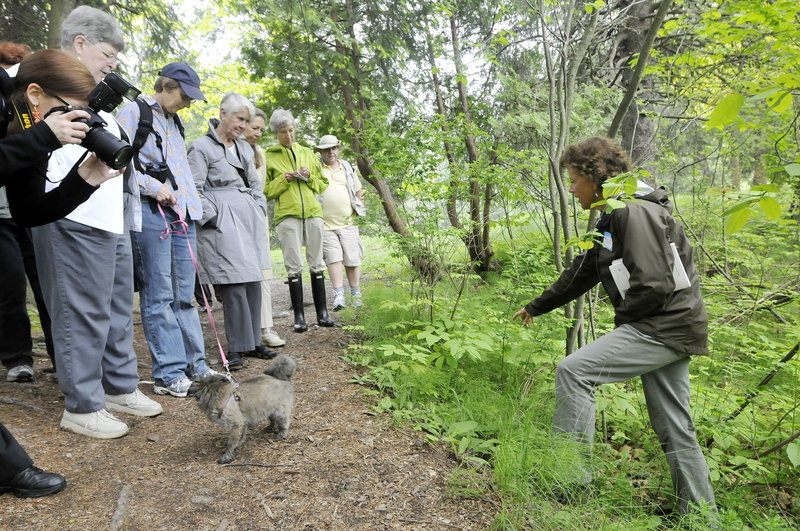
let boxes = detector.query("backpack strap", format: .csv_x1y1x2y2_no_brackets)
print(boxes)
131,98,154,174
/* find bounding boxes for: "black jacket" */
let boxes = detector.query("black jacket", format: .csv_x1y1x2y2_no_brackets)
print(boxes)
0,69,97,226
525,188,708,356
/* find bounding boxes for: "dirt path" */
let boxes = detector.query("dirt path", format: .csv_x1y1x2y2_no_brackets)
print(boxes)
0,279,493,530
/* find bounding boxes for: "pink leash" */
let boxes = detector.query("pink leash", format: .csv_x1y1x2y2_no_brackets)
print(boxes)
156,203,234,380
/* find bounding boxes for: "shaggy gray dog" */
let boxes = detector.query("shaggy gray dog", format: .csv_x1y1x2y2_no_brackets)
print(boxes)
195,354,296,464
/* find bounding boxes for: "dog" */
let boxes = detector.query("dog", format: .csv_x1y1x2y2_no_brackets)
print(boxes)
194,354,296,464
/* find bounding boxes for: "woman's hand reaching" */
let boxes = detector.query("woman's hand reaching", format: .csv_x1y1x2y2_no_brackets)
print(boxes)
512,308,535,327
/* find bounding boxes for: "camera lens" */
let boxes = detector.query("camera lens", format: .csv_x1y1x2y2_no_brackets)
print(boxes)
82,126,133,170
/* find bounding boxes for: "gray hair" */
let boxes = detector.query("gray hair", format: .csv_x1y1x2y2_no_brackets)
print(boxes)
253,108,267,122
61,6,125,52
269,109,295,133
220,92,255,118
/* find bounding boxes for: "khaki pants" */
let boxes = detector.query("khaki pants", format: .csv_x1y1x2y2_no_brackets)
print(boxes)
276,217,325,276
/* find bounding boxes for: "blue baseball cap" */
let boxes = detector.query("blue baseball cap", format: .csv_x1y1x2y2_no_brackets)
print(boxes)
158,62,206,102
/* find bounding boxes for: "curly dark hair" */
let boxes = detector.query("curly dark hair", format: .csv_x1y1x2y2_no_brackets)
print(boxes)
560,137,632,186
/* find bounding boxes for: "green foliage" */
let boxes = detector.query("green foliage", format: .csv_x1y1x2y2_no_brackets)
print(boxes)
344,201,799,527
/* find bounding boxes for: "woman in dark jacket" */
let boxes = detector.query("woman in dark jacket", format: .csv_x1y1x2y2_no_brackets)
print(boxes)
513,137,716,515
1,50,117,225
0,50,121,500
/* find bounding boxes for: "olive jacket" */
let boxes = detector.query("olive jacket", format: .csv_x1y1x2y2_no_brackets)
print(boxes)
525,188,708,356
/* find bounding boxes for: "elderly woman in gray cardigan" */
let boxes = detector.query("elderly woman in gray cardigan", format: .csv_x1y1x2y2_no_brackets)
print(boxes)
187,93,277,370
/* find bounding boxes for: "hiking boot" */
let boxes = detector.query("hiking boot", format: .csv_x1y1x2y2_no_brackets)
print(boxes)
105,388,163,417
310,272,335,327
60,409,129,439
0,466,66,498
261,329,285,347
6,364,33,383
153,376,194,398
332,290,346,311
287,275,308,333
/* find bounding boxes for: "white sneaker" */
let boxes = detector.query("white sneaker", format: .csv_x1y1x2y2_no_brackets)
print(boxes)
105,388,163,417
192,367,221,381
6,364,34,382
351,294,363,308
60,409,129,439
261,329,286,347
332,291,346,311
153,376,193,398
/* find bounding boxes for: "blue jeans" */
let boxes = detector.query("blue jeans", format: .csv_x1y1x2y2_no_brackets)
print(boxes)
131,203,208,385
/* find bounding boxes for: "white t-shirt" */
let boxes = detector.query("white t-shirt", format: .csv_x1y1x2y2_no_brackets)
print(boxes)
45,111,124,234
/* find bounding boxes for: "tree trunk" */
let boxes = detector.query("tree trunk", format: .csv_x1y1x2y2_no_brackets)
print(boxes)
47,0,76,49
538,0,600,354
425,30,461,231
608,0,674,183
449,15,494,272
335,1,440,280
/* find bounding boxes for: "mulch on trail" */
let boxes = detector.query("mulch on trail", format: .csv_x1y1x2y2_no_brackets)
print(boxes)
0,278,494,530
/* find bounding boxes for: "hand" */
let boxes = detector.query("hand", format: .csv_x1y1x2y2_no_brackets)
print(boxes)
285,171,297,182
298,166,310,179
77,153,123,187
43,109,91,146
512,308,535,327
154,183,177,206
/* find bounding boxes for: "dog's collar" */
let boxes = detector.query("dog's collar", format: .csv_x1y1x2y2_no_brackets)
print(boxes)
217,392,240,418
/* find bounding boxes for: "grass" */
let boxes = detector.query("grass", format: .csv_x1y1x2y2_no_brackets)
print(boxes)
341,224,799,530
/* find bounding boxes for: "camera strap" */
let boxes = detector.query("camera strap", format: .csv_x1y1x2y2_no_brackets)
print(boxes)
11,100,37,131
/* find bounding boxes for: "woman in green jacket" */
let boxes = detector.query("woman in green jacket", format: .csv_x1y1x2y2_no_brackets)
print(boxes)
264,109,333,332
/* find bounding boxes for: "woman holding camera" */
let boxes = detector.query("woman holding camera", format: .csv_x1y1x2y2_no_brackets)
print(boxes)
0,49,128,498
1,52,118,223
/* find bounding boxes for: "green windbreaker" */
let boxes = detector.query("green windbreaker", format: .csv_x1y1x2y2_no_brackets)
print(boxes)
264,142,328,226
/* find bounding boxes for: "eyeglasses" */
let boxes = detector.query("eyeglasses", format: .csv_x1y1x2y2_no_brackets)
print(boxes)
86,40,119,62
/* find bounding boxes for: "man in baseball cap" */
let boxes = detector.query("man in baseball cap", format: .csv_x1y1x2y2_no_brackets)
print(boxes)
158,61,206,102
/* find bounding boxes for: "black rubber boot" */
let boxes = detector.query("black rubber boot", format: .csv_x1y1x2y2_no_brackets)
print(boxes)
287,274,308,333
310,271,335,327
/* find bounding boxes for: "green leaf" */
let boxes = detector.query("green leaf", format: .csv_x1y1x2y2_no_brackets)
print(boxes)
784,163,800,176
448,420,478,437
766,90,793,114
722,198,757,217
726,208,751,234
706,94,745,130
751,183,780,192
606,198,626,210
750,87,782,101
758,196,781,219
787,441,800,467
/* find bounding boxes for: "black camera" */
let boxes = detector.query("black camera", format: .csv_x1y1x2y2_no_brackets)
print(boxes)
75,73,141,170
